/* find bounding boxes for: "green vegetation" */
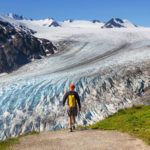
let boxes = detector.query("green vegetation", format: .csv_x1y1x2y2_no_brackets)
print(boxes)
0,137,19,150
76,125,88,130
0,131,39,150
89,105,150,145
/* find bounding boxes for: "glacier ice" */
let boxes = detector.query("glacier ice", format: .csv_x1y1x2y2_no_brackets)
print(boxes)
0,20,150,140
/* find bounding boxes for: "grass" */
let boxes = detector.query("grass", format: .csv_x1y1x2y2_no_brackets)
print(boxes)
0,137,19,150
89,105,150,145
0,131,39,150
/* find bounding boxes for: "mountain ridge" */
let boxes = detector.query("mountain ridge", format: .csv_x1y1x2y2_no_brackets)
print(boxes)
1,13,139,28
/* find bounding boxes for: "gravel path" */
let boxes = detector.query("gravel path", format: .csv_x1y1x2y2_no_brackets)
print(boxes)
13,130,150,150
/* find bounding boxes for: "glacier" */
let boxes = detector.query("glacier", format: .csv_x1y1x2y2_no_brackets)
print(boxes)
0,16,150,140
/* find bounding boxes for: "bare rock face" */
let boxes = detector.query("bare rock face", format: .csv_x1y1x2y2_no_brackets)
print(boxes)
0,20,56,73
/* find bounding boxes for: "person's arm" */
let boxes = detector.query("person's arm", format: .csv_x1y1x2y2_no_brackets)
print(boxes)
75,92,81,110
63,92,68,106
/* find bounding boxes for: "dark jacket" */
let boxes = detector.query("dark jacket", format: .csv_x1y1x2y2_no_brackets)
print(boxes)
63,91,81,108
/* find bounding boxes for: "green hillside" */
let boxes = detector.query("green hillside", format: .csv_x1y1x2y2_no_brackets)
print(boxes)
89,105,150,145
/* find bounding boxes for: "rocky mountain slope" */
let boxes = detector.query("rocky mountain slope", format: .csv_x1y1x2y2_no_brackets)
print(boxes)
0,18,56,73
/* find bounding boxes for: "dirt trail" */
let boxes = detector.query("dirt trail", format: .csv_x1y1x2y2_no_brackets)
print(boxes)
13,130,150,150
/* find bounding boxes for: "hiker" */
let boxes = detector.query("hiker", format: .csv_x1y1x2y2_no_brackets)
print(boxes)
63,83,81,132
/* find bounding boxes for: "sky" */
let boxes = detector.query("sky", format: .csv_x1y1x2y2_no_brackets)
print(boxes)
0,0,150,26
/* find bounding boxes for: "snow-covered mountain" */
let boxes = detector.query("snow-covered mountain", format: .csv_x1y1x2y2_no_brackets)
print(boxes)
103,18,137,28
0,14,60,29
6,13,27,20
0,14,150,140
61,19,104,28
0,14,35,34
60,18,137,29
21,18,60,28
0,14,138,29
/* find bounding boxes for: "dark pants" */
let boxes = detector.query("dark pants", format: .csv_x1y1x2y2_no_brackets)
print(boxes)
67,107,77,117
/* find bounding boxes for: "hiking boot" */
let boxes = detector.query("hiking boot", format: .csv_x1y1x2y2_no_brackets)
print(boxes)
72,125,75,130
69,128,73,132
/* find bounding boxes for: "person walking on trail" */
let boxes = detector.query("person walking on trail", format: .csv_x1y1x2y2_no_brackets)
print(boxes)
63,83,81,132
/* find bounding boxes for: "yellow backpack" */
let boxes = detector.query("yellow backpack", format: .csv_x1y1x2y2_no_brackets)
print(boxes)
68,94,76,108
